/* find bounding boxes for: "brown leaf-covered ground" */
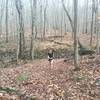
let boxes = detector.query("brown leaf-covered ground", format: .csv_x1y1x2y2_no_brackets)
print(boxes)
0,55,100,100
0,33,100,100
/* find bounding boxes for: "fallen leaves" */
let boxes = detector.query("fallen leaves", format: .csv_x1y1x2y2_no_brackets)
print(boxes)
0,55,100,99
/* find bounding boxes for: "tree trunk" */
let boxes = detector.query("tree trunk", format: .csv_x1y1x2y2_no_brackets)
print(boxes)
15,0,25,59
95,0,99,54
90,0,95,47
0,0,4,38
85,0,89,34
30,0,37,60
43,0,48,39
5,0,9,43
73,0,80,70
40,2,43,39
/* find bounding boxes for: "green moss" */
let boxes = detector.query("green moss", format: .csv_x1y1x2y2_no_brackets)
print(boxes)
16,73,28,83
31,98,38,100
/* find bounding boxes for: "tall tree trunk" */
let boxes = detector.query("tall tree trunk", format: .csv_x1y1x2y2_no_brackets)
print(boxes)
0,0,4,38
60,8,63,42
30,0,37,60
40,2,43,39
64,12,67,35
73,0,80,69
82,4,85,34
95,0,99,54
43,0,48,39
15,0,25,59
16,13,19,62
85,0,89,33
90,0,95,47
5,0,9,43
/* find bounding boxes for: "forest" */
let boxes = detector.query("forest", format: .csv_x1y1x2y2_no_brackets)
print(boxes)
0,0,100,99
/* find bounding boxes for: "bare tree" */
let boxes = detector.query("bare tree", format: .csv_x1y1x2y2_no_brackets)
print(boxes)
60,6,63,41
85,0,89,33
62,0,79,69
30,0,37,60
64,11,67,35
90,0,95,47
62,0,74,33
0,0,4,38
38,0,43,38
5,0,9,43
15,0,25,59
73,0,79,69
43,0,48,39
95,0,99,54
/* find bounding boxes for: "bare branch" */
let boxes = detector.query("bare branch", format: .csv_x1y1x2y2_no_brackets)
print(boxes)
62,0,74,32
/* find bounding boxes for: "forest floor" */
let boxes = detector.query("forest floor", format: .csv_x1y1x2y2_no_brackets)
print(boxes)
0,33,100,100
0,55,100,100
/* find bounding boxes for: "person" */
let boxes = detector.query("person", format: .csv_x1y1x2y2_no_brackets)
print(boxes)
48,49,54,65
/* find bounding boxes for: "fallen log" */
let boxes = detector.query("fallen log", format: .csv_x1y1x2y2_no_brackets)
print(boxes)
78,40,95,56
79,48,95,55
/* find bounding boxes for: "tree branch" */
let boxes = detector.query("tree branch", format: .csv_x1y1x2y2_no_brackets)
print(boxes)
62,0,74,32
